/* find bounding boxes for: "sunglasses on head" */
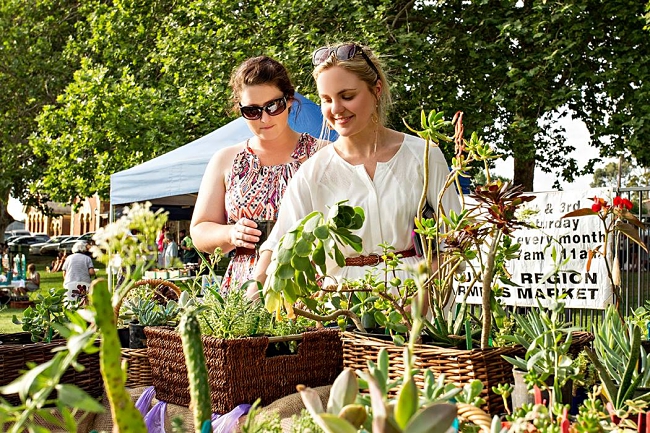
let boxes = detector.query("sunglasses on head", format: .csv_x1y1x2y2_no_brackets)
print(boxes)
311,44,380,81
239,96,288,120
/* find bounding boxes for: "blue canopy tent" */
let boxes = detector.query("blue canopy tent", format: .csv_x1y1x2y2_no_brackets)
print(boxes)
109,93,332,219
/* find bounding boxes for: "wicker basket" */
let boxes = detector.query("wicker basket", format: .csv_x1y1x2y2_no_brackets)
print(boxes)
145,327,342,414
342,331,525,414
569,331,594,357
117,278,183,388
0,332,103,406
121,347,152,388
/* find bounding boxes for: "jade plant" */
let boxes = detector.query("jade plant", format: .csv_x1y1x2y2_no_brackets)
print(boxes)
12,287,71,342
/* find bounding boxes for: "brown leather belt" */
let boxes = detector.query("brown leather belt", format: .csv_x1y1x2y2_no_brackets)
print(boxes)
345,248,417,267
235,247,257,256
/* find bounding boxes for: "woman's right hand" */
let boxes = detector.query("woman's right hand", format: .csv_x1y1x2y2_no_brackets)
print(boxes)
229,218,262,250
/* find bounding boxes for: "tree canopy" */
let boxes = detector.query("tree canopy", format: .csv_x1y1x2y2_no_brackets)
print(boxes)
1,0,649,232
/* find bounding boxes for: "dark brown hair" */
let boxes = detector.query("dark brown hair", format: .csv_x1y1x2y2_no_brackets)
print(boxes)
229,56,296,114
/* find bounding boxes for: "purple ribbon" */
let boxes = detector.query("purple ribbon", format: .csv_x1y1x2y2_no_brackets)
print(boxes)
134,387,252,433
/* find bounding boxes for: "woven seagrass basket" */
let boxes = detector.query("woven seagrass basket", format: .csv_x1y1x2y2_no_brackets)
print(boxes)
0,332,103,405
342,330,594,415
342,331,524,414
145,327,342,414
118,279,183,388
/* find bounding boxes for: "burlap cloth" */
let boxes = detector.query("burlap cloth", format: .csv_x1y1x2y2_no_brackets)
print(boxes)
90,385,331,432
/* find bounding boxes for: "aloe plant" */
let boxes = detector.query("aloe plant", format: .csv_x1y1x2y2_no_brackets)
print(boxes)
585,305,650,411
501,299,581,405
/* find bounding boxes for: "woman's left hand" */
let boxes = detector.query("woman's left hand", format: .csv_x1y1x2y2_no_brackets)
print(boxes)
230,218,262,249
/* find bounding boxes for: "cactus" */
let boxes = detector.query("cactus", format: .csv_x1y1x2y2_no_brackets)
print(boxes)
179,307,213,433
91,278,147,433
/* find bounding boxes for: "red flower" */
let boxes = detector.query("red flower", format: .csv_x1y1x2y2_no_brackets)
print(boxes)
591,196,609,212
612,196,633,210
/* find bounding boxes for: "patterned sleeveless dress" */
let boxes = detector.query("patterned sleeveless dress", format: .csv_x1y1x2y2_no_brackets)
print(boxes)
222,133,319,291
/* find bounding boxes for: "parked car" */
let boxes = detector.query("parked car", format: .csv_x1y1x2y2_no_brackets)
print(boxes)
32,233,50,243
40,235,78,256
7,236,43,247
30,235,70,256
4,230,31,239
58,232,95,254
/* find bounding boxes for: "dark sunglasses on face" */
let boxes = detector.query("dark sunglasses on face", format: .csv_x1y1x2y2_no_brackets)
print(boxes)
239,96,287,120
311,44,380,81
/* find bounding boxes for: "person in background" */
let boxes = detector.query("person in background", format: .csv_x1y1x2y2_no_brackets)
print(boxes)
62,241,95,302
180,229,198,264
163,232,178,268
156,226,168,268
252,43,459,296
25,263,40,292
190,56,321,292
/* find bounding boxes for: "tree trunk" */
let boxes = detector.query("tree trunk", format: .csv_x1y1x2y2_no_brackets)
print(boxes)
513,155,535,192
0,191,16,243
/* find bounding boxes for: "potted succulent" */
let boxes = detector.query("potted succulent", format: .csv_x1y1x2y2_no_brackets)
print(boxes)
501,299,582,408
121,295,180,348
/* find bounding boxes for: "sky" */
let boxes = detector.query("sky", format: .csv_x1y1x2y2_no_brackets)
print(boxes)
494,116,609,193
6,117,607,222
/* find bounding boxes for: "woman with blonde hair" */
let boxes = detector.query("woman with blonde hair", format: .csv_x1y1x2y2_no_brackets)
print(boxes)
253,43,459,293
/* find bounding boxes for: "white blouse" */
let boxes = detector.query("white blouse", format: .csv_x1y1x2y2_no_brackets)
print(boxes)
261,133,460,285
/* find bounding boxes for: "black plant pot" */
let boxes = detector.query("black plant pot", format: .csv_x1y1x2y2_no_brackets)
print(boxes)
129,323,148,349
352,328,394,342
118,327,130,348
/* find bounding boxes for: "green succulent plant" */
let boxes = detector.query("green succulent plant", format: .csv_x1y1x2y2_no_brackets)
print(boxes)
124,297,179,326
12,287,71,342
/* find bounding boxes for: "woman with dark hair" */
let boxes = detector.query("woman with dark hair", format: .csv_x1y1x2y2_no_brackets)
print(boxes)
191,56,321,292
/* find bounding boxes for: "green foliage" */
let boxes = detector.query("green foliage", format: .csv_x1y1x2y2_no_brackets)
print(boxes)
290,409,324,433
2,0,650,215
199,288,313,343
123,298,179,326
12,287,73,342
586,305,650,411
240,400,283,433
501,300,581,405
0,0,81,221
179,307,212,433
264,201,364,317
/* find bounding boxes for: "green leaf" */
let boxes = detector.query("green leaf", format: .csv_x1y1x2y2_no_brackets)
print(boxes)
291,255,311,272
314,225,330,240
327,369,358,415
294,238,313,257
56,384,105,412
334,248,346,268
395,378,418,428
318,413,358,433
277,247,293,265
404,403,457,433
